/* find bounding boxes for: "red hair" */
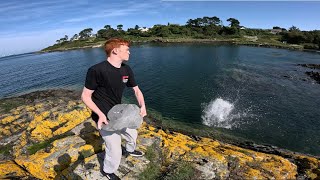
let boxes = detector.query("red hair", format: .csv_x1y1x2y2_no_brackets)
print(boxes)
104,38,130,57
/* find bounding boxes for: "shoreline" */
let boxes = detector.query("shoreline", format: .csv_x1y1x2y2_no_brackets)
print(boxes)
1,89,319,179
1,88,319,159
38,38,320,54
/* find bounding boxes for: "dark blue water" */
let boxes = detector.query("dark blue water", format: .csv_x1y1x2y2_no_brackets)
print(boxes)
1,44,319,155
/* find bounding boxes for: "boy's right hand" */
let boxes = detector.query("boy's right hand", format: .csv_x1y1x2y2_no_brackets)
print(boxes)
97,114,108,130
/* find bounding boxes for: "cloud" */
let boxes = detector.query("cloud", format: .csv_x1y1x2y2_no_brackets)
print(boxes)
63,2,158,23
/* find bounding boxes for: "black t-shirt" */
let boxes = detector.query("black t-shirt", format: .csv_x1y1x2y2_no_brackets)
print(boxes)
85,60,137,122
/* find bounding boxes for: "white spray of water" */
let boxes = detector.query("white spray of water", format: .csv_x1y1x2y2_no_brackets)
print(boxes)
201,98,237,129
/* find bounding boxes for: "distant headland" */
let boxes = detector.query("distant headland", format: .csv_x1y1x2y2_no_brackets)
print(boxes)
41,16,320,53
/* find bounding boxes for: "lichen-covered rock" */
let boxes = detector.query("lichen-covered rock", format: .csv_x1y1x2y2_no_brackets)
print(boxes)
1,90,319,179
0,160,30,179
15,136,95,179
138,124,298,179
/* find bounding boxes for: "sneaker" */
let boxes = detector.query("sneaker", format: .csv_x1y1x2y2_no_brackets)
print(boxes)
128,150,144,157
103,172,121,180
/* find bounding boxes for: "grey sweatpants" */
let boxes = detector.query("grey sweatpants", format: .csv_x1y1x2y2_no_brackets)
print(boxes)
99,128,138,173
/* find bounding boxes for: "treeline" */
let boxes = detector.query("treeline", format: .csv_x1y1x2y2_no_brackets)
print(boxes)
55,16,320,49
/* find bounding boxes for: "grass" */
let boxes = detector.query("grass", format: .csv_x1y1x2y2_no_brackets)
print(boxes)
138,143,162,180
0,98,24,113
139,141,197,180
27,133,73,155
164,161,196,180
0,144,12,155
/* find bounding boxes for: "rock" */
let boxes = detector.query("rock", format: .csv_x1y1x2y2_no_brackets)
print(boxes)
297,64,320,70
102,104,143,131
0,160,30,179
15,136,95,179
306,71,320,83
296,64,320,84
1,90,320,179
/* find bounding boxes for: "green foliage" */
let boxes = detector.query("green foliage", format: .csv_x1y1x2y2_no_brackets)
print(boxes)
27,133,72,155
47,16,320,52
79,28,93,39
164,161,196,180
138,143,162,180
0,144,11,155
138,162,161,180
139,141,197,180
0,98,24,113
227,18,240,28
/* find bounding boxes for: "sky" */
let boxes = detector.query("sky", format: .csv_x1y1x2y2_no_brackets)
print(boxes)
0,0,320,56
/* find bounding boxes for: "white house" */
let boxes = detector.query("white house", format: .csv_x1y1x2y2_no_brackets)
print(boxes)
138,27,149,32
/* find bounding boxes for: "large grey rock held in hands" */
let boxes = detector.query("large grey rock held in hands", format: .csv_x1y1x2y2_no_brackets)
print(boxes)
102,104,143,131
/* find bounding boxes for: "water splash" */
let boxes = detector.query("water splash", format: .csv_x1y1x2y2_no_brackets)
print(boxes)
202,98,234,128
202,97,255,129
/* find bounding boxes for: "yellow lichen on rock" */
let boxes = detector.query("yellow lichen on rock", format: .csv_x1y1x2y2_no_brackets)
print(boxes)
244,168,263,179
0,160,29,178
28,111,51,130
13,131,28,157
30,126,53,142
79,144,95,158
139,124,298,179
25,105,35,111
15,136,87,180
1,115,17,124
67,101,77,109
1,129,11,137
53,108,91,136
15,154,56,180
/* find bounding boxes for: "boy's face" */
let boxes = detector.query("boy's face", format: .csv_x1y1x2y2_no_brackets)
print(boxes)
117,45,130,61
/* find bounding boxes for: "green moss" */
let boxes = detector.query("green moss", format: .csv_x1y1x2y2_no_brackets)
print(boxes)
0,144,12,155
27,133,73,155
145,144,157,162
0,98,24,113
164,161,196,180
138,143,162,180
138,163,162,180
79,149,93,159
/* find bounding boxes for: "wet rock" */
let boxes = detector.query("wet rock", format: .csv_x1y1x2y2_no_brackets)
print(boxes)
298,64,320,70
297,64,320,84
305,71,320,83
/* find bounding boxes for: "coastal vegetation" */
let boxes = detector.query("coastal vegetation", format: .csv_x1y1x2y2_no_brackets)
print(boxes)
42,16,320,52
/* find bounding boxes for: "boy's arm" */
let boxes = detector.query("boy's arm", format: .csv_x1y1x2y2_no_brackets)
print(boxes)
132,86,147,117
81,87,108,129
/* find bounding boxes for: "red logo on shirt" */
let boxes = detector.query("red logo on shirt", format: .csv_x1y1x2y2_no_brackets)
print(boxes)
122,76,129,83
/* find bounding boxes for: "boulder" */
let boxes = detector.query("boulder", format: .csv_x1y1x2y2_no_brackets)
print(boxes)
101,104,143,131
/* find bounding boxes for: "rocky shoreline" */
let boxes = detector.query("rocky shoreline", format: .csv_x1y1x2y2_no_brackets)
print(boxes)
0,89,319,179
297,64,320,84
39,38,320,54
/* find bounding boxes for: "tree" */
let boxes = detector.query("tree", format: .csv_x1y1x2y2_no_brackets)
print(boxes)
104,25,111,30
79,28,93,39
211,16,222,26
97,29,107,38
289,26,300,32
273,26,281,29
227,18,240,28
70,34,79,41
117,24,123,31
134,25,140,30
